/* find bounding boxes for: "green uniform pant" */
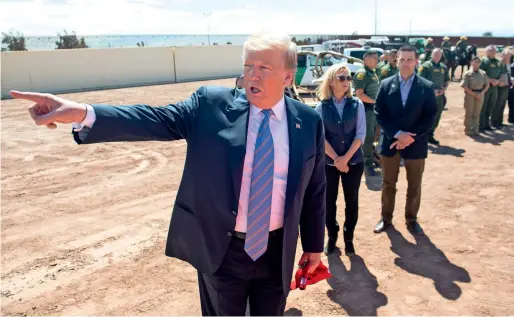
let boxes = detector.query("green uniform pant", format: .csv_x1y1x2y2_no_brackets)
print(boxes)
429,95,445,138
463,93,484,135
480,86,498,129
363,108,376,167
491,86,509,127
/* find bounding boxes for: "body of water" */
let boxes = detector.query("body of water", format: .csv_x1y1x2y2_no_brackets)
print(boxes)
2,34,342,51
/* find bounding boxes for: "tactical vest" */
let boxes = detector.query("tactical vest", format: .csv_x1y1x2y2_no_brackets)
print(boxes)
319,97,364,165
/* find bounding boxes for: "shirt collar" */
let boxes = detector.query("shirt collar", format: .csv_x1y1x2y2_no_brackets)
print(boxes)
332,96,347,104
250,96,286,121
399,72,415,85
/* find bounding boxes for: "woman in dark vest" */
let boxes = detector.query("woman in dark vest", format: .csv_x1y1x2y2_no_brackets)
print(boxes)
315,64,366,256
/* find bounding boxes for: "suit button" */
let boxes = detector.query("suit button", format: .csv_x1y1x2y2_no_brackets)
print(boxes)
227,232,232,237
232,210,237,216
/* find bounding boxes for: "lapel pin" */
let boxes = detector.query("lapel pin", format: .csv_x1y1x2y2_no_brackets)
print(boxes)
296,123,301,129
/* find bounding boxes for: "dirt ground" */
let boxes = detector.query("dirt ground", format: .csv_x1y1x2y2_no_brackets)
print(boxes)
2,66,514,316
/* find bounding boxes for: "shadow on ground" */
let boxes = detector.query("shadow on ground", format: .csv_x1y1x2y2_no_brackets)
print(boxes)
428,144,466,157
326,250,388,316
385,226,471,300
471,125,514,146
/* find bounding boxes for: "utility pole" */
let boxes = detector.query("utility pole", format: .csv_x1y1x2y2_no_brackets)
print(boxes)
203,12,211,45
409,19,412,36
374,0,378,35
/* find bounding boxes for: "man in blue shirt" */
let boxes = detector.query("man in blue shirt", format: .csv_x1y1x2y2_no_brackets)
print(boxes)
373,45,437,235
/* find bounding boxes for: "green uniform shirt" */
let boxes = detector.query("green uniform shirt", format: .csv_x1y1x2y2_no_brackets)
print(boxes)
377,61,387,71
441,41,452,50
353,66,380,102
480,57,505,79
425,42,435,51
418,60,450,89
379,63,399,81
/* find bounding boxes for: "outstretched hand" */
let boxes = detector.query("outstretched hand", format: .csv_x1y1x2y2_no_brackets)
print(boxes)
10,90,87,129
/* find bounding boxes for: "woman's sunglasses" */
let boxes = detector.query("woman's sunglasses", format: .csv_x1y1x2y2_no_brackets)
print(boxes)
335,75,353,82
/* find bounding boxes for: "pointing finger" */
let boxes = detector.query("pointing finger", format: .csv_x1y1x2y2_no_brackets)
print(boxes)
10,90,49,103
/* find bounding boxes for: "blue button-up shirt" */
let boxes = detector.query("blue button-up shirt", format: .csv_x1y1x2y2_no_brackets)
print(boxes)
399,72,415,107
315,96,366,144
394,73,416,138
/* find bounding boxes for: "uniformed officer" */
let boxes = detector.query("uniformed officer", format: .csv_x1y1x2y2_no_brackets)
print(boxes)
441,36,452,50
424,38,435,62
455,36,468,52
461,56,490,136
479,45,506,131
377,50,390,71
354,50,380,176
440,36,452,65
379,49,398,81
418,48,450,145
491,49,513,128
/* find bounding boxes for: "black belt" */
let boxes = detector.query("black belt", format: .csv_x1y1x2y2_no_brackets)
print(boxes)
233,228,283,240
472,89,483,92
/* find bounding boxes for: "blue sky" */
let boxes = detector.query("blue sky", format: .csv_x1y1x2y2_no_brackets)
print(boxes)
1,0,513,36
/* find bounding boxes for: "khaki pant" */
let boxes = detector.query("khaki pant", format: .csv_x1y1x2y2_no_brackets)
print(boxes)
464,93,484,135
381,153,425,223
491,86,509,127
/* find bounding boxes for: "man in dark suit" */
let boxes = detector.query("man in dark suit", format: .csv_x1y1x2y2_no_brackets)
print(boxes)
10,32,326,316
372,45,437,236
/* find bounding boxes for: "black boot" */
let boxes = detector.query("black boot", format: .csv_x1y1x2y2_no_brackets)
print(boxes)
324,235,338,255
343,230,355,256
344,241,355,256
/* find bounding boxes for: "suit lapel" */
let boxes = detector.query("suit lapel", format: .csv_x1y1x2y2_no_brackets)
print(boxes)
228,90,250,206
284,97,303,219
389,75,404,113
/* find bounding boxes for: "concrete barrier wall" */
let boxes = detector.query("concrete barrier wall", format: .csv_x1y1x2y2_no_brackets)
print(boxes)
1,45,244,98
174,45,243,82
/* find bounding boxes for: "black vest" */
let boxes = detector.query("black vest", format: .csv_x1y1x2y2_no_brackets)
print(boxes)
319,97,364,165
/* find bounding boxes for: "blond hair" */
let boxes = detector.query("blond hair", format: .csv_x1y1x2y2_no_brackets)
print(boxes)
242,31,297,71
316,64,353,100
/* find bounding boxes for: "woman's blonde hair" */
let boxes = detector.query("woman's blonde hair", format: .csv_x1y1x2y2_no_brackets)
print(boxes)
316,63,353,101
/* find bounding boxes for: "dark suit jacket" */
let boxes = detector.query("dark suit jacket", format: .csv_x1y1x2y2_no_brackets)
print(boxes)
72,86,326,296
374,74,437,159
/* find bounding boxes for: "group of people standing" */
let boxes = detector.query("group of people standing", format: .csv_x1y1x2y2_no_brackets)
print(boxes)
315,43,514,257
11,30,513,315
315,45,438,255
461,45,513,135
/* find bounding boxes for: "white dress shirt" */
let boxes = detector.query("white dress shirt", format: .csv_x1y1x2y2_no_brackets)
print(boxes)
235,98,289,233
73,99,290,233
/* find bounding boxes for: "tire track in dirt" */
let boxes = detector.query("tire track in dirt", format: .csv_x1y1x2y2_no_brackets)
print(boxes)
2,190,177,307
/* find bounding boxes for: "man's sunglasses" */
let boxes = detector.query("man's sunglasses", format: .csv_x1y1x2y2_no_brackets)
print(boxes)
335,75,353,82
